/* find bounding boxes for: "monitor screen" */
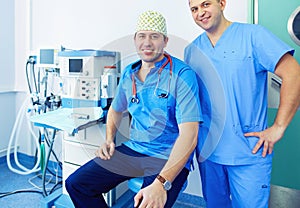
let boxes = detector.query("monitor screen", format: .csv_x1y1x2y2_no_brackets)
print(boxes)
69,59,83,73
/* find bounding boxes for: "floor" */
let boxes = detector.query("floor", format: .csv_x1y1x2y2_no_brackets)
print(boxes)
0,154,62,208
269,185,300,208
2,154,300,208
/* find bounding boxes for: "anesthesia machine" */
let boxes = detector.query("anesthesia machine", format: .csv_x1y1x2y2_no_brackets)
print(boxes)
53,49,129,208
58,49,120,111
8,48,130,207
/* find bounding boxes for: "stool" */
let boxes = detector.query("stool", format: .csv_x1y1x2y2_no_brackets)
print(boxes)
128,177,143,193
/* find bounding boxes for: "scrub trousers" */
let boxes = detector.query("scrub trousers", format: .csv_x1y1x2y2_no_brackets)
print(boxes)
65,144,189,208
199,159,272,208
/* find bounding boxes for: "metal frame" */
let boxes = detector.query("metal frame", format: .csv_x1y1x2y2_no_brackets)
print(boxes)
253,0,259,24
287,6,300,46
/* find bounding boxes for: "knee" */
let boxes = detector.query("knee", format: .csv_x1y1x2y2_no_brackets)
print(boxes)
65,173,77,193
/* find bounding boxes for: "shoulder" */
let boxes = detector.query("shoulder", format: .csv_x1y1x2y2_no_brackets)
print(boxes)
169,55,198,82
121,60,141,78
191,32,206,45
184,32,207,55
169,55,192,72
169,55,187,65
233,22,270,34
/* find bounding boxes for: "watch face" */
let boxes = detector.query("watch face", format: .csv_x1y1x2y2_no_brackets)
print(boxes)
164,181,172,191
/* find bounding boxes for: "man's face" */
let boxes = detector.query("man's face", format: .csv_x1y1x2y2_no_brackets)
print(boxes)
189,0,225,33
134,31,168,64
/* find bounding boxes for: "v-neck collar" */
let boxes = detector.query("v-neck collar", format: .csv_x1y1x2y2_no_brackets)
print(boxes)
204,22,236,49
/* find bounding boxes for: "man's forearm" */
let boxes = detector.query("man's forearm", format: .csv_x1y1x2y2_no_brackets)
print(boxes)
274,54,300,130
106,107,123,142
158,122,198,182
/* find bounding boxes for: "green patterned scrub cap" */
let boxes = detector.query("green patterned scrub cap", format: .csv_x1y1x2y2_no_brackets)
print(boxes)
136,10,167,36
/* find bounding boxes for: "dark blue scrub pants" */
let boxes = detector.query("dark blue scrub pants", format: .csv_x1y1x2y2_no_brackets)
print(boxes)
65,144,189,208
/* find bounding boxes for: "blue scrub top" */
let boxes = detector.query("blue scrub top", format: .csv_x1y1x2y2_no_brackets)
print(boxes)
185,22,294,165
112,54,202,169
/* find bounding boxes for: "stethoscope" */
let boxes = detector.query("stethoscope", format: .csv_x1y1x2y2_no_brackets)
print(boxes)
131,53,173,104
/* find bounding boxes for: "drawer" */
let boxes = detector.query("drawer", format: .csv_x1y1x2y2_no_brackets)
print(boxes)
62,162,80,194
63,140,98,165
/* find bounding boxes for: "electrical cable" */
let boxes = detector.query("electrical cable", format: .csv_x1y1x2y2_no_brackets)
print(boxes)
38,68,41,96
0,190,43,199
44,129,62,169
44,72,48,105
42,129,56,197
31,128,63,180
49,181,63,195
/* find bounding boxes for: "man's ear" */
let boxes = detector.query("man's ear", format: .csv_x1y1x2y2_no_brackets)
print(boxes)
164,36,169,47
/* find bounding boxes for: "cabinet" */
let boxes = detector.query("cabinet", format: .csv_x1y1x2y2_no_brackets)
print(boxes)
62,114,130,206
258,0,300,190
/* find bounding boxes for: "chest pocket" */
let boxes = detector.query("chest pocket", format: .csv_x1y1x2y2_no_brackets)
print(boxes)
128,87,169,142
141,87,168,118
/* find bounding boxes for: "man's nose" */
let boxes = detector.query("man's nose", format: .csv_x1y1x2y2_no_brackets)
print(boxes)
143,35,153,44
197,7,206,17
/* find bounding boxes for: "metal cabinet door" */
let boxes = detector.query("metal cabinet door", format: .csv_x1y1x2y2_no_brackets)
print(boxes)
255,0,300,191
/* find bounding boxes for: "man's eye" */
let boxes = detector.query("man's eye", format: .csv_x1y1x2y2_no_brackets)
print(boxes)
151,35,159,40
203,2,210,8
191,7,197,13
138,35,145,39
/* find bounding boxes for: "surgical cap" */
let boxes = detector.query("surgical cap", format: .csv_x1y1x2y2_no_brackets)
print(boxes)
136,10,167,36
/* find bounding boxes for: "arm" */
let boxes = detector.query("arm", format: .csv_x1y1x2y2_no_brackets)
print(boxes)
95,107,123,160
134,121,198,208
245,53,300,157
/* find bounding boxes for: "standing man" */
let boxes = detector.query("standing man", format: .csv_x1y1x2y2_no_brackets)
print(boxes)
185,0,300,207
66,10,202,208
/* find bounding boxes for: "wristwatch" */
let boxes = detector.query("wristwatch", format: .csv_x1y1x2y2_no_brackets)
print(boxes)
156,174,172,191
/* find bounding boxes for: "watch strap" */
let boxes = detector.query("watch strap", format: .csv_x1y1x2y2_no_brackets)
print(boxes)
156,174,167,184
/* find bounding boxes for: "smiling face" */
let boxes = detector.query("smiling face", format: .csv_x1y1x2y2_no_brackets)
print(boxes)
189,0,226,34
134,31,168,65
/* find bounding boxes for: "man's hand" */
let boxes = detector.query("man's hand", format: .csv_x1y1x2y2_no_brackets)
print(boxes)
244,125,285,157
95,140,115,160
134,179,167,208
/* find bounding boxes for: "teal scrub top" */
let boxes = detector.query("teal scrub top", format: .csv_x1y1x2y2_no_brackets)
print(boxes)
112,54,202,169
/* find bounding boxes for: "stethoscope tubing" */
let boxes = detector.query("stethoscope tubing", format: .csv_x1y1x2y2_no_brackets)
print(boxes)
131,53,172,104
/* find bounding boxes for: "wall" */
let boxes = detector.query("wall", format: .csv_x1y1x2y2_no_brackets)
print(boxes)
14,0,250,90
0,92,17,157
0,0,15,91
0,0,16,157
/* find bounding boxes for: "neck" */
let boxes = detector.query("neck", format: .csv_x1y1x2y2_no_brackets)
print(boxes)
137,65,153,82
207,18,232,47
141,63,154,70
140,53,165,70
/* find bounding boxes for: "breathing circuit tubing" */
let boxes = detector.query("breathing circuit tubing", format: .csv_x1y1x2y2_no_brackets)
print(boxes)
6,95,41,175
6,58,43,175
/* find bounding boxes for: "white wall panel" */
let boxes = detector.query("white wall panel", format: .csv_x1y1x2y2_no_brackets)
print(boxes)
30,0,249,52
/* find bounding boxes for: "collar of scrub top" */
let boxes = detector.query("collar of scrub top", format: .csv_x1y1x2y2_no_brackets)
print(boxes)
131,53,173,104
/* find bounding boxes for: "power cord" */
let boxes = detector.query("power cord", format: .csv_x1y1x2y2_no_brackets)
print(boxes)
0,189,43,199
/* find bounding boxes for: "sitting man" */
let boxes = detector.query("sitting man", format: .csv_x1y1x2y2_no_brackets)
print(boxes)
66,10,202,208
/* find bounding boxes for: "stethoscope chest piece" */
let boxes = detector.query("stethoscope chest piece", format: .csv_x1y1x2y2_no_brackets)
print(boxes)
131,96,139,104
